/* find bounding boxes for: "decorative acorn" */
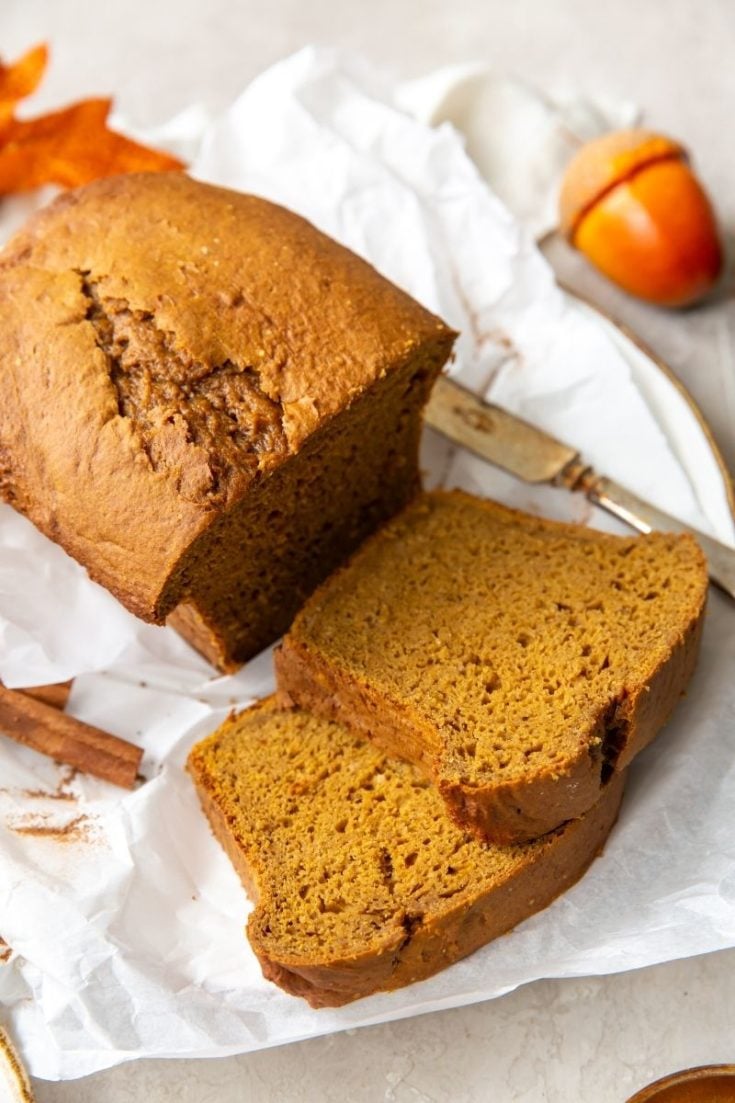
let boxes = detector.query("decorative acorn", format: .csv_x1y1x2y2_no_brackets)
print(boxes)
559,129,723,307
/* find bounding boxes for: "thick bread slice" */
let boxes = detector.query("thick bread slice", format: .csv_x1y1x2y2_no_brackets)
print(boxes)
276,491,707,844
187,700,625,1008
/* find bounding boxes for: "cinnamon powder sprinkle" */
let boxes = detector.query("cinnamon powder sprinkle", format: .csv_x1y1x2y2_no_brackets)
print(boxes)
18,787,76,802
9,813,91,842
0,764,79,803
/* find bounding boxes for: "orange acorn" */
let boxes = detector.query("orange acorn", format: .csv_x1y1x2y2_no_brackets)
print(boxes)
559,129,723,307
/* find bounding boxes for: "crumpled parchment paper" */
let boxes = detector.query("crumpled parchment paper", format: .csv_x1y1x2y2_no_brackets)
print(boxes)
0,48,733,1080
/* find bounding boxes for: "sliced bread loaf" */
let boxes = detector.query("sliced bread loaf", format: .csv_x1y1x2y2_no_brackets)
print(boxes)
187,700,624,1007
276,490,707,844
0,173,454,670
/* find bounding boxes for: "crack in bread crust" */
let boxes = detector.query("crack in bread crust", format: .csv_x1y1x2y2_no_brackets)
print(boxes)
77,271,288,504
0,174,455,641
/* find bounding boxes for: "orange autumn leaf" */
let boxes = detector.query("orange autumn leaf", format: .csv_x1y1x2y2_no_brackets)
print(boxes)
0,43,48,126
0,44,185,195
0,97,184,193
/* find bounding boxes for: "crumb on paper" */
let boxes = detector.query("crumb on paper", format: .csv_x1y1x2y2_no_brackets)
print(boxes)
0,938,11,963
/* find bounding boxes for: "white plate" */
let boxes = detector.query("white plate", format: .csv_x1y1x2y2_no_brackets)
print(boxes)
574,297,735,540
431,291,735,546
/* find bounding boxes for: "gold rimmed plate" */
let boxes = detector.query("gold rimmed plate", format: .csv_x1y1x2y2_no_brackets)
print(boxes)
434,288,735,545
569,291,735,541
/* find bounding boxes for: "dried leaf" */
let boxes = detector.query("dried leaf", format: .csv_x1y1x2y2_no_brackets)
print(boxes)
0,45,185,195
0,43,48,127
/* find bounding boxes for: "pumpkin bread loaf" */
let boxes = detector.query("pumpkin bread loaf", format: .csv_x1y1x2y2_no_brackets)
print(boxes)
276,491,707,844
0,173,455,670
187,699,625,1008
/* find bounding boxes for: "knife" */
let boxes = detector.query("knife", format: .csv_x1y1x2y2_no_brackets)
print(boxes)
424,375,735,600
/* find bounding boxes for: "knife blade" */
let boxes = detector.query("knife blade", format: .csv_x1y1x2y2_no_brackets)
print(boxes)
424,375,735,600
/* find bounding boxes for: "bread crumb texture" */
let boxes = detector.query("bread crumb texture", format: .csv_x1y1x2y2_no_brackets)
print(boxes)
278,491,707,841
188,701,624,1007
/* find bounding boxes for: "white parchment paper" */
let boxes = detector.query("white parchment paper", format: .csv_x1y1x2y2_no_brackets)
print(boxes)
0,48,734,1080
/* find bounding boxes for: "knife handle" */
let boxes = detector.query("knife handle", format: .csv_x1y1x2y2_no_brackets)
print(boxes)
574,472,735,601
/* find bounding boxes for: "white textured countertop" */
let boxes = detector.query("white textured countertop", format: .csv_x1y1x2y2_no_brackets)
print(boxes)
2,1,734,1099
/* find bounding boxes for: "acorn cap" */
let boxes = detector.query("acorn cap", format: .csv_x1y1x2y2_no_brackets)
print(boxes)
559,128,687,240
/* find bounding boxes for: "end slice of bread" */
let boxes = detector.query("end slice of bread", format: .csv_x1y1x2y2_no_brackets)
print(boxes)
187,700,624,1008
276,491,707,844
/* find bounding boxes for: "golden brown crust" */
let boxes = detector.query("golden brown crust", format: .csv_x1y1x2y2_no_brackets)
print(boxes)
276,490,707,844
187,702,625,1008
0,265,210,620
0,173,454,626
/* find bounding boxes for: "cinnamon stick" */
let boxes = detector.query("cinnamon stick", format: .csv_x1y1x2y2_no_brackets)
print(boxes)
0,684,142,789
16,680,73,710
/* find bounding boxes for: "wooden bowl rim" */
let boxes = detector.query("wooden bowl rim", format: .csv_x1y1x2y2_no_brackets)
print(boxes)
627,1064,735,1102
